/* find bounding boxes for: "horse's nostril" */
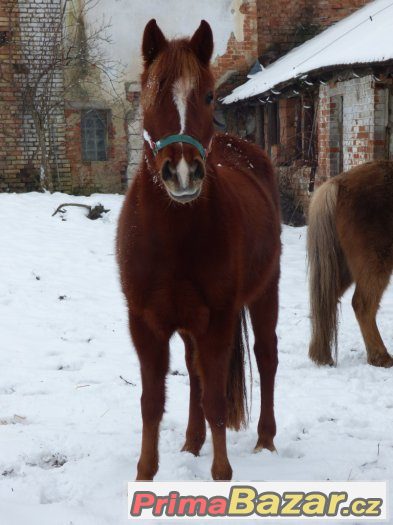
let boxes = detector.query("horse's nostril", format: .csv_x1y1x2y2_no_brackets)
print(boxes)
161,161,174,181
193,161,205,180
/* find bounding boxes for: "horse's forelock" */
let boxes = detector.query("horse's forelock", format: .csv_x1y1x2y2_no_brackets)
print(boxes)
142,40,202,109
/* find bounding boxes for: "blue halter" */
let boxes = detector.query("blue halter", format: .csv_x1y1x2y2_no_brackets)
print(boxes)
151,134,207,161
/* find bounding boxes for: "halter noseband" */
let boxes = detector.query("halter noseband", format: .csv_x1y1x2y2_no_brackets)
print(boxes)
144,132,207,161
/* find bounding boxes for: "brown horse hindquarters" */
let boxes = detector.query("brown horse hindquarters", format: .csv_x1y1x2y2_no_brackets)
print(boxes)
308,160,393,367
336,162,393,367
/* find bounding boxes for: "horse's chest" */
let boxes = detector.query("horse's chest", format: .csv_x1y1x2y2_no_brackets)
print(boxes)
129,240,232,334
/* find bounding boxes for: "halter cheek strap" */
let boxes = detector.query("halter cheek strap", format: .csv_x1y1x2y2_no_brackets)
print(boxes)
143,130,207,161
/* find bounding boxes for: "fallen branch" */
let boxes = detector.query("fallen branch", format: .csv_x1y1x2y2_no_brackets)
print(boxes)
120,375,136,386
52,203,109,220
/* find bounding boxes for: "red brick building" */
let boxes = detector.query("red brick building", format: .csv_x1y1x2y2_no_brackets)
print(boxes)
223,0,393,213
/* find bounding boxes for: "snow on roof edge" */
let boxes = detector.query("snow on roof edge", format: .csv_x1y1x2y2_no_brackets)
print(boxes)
224,58,393,105
223,0,393,105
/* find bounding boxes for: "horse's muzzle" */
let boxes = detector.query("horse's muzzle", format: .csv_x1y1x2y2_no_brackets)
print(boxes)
160,157,205,204
168,187,201,203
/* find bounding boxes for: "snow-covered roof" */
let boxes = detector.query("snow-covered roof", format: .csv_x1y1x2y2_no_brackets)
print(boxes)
224,0,393,104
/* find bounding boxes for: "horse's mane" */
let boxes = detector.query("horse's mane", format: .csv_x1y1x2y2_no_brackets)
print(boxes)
142,39,203,109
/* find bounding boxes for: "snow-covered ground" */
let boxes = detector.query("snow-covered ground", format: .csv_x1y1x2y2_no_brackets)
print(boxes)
0,192,392,524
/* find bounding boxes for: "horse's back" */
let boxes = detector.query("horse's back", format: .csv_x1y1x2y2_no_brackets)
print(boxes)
211,133,279,209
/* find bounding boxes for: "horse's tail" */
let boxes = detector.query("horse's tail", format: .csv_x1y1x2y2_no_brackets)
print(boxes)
226,308,250,430
307,179,349,365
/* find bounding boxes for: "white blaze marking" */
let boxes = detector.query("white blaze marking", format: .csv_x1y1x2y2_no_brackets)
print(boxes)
172,77,194,134
172,77,194,189
143,129,154,149
176,156,190,189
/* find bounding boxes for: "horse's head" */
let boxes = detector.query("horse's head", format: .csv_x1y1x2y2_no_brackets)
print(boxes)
141,19,215,203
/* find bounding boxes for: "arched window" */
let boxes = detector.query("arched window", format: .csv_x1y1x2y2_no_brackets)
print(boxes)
81,109,109,161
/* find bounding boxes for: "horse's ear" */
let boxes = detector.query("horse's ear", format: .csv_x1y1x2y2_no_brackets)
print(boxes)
190,20,213,65
142,19,168,66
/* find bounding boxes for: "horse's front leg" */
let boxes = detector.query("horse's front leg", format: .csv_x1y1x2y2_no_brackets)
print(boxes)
181,333,206,455
196,314,235,480
130,314,170,480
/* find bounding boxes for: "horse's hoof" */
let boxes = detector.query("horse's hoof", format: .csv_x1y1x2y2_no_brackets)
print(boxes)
212,461,232,481
135,472,154,481
368,353,393,368
310,355,334,366
136,461,157,480
181,440,203,456
254,438,277,453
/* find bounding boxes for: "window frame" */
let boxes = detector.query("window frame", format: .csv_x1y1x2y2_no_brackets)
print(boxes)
81,109,109,162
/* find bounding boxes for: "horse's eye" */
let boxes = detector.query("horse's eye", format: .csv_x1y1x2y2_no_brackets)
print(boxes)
205,91,214,104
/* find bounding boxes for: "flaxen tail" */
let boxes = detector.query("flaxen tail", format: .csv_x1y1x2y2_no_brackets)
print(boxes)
226,308,251,430
307,179,350,365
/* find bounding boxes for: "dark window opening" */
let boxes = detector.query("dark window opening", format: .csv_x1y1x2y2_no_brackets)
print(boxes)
81,109,109,161
0,31,10,46
329,95,343,176
295,98,302,159
267,102,280,146
255,104,265,149
303,98,316,162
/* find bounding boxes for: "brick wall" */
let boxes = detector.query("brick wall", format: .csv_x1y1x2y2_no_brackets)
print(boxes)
213,0,258,95
64,103,127,195
0,0,25,191
317,75,391,183
61,0,131,193
373,84,391,160
0,0,72,192
256,0,371,57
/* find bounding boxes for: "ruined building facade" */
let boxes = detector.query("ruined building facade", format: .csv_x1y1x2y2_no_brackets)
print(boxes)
0,0,374,194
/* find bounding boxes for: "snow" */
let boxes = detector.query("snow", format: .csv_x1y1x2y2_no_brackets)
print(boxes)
224,0,393,104
1,192,393,524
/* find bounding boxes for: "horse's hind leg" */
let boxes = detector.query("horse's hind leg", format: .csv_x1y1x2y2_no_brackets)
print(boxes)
180,333,206,455
130,314,170,480
352,272,393,368
249,276,279,452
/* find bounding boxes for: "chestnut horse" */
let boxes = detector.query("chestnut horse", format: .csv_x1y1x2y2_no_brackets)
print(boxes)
308,160,393,368
117,20,281,480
